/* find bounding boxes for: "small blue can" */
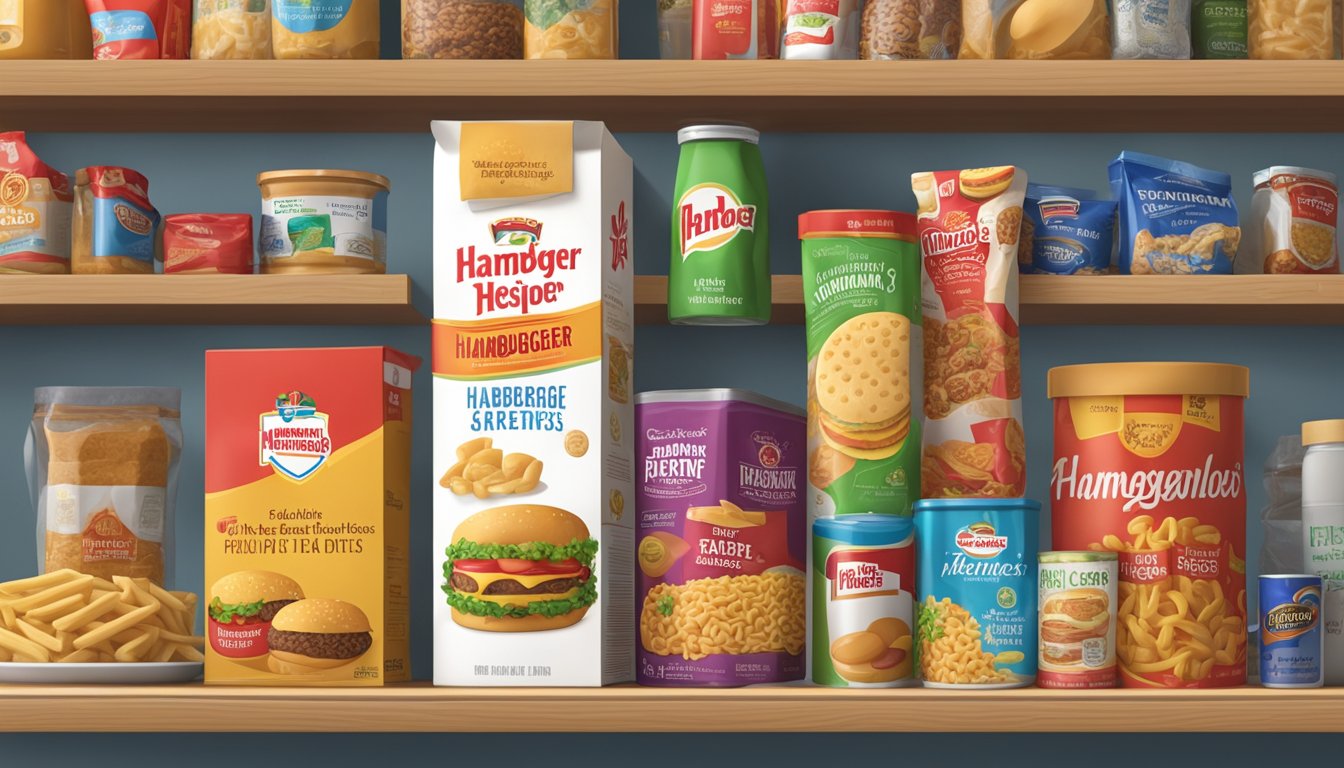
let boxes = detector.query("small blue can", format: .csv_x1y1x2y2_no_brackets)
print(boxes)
1259,575,1323,688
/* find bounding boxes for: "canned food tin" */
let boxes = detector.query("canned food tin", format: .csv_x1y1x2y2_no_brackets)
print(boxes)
1259,574,1323,688
812,514,916,687
914,498,1039,688
1038,551,1117,689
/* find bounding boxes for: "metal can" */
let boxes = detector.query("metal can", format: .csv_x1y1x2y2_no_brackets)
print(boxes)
914,498,1039,688
1259,574,1323,688
669,125,771,326
1038,551,1117,689
812,514,916,687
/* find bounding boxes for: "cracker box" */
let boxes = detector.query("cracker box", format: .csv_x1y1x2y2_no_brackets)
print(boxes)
430,121,635,686
204,347,418,686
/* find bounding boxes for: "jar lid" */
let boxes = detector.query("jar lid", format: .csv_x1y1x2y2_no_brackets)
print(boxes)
677,125,760,145
813,514,913,546
1303,419,1344,446
256,169,391,192
798,210,916,240
1048,362,1249,398
1253,166,1336,188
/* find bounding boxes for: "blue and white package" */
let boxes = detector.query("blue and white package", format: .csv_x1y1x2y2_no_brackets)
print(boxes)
1109,151,1241,275
1020,185,1117,275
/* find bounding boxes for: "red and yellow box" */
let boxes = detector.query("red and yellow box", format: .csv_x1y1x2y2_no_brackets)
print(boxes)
204,347,418,686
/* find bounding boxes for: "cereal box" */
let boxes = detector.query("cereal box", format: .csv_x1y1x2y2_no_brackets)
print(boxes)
204,347,418,686
431,121,635,687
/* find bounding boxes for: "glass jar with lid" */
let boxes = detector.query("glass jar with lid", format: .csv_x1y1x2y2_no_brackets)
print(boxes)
402,0,524,59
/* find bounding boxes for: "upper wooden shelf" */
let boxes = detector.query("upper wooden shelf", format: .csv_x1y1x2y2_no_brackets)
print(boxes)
2,60,1342,132
636,274,1344,325
0,683,1338,732
0,274,423,325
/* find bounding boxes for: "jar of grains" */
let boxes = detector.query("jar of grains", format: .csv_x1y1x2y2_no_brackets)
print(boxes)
402,0,524,59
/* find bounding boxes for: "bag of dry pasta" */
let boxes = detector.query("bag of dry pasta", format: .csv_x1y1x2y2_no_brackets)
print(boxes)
26,387,182,585
192,0,273,60
960,0,1109,59
861,0,960,59
524,0,618,59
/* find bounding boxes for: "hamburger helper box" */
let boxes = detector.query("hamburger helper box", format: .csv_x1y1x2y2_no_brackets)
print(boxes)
430,121,635,686
204,347,418,686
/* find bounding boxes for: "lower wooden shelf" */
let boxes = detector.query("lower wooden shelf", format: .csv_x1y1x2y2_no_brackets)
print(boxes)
0,274,424,325
0,683,1334,732
635,274,1344,325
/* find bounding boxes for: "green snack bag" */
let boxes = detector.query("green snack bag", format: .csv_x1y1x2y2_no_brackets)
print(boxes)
800,209,920,518
669,125,771,325
1193,0,1248,59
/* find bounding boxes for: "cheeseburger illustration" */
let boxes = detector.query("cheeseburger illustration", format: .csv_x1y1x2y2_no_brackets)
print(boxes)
208,570,305,658
266,598,374,675
958,166,1016,199
1039,588,1111,667
443,504,598,632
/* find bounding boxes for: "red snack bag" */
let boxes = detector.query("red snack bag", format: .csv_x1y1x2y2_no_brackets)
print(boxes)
693,0,780,59
85,0,191,60
163,214,254,274
0,131,73,274
912,166,1028,498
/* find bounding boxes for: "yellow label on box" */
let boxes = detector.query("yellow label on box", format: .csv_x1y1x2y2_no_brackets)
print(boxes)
459,122,574,201
1068,396,1124,441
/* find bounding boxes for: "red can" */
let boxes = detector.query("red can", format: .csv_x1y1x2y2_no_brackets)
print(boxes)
1048,362,1250,689
692,0,780,59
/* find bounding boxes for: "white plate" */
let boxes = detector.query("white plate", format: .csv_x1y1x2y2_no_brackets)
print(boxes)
0,661,202,685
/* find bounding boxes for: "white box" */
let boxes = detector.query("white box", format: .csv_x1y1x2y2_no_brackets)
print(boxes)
431,121,635,686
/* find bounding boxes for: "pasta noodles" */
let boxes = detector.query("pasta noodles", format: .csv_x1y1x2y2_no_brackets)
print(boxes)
192,0,272,60
639,571,806,661
524,0,618,59
1249,0,1332,59
917,596,1015,685
1091,515,1247,682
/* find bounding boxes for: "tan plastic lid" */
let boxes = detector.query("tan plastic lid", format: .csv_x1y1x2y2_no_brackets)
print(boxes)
256,169,391,192
1048,362,1249,398
1303,420,1344,446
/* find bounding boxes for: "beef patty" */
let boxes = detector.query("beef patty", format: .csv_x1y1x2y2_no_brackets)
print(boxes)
258,599,298,623
450,572,583,596
268,629,372,660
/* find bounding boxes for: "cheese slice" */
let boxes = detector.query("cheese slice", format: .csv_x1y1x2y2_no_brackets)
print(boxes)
458,569,584,606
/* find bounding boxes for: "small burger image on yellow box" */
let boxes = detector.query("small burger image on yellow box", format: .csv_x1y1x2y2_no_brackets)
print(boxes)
266,599,374,675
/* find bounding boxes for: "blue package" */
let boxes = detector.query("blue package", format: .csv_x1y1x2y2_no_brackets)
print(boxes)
1020,184,1117,275
1109,151,1241,275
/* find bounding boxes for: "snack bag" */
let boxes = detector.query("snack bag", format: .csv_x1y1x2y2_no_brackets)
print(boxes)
1249,166,1339,274
0,131,73,275
26,387,183,585
1020,184,1117,275
524,0,618,59
72,166,161,274
912,167,1027,499
85,0,191,59
1110,151,1240,275
163,213,255,274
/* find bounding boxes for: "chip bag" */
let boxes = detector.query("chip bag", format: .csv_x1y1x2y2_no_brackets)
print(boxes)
85,0,191,59
26,387,183,585
0,131,73,275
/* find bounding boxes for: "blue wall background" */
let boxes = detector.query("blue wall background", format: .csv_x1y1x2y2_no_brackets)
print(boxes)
1,1,1340,762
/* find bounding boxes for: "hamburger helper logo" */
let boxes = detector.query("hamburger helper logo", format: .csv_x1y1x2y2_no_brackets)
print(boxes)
456,218,580,316
1050,453,1242,512
260,391,332,481
943,523,1025,578
679,182,756,258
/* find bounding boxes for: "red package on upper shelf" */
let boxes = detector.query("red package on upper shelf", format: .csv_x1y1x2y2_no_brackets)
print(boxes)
84,0,191,60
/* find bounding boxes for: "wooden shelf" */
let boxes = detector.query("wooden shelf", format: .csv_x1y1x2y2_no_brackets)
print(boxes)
637,274,1344,325
0,274,423,325
2,60,1343,132
0,683,1338,732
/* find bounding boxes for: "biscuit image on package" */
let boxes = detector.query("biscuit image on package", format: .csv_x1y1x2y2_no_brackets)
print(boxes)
440,437,542,499
815,312,912,462
564,430,589,457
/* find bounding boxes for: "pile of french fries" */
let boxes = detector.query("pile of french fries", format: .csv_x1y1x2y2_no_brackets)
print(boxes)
0,569,204,663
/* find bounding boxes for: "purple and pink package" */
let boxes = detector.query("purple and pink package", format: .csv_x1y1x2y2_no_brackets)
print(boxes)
635,389,806,687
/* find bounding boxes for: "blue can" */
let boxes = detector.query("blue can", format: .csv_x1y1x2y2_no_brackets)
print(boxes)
1259,575,1323,688
913,498,1040,688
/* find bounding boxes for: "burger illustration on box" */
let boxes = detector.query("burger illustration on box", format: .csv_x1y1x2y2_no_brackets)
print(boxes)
208,570,373,674
443,504,598,632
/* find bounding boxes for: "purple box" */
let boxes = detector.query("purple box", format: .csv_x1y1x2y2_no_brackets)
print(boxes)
636,389,806,687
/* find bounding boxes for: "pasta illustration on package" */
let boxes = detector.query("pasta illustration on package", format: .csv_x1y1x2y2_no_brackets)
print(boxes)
912,166,1027,499
524,0,618,59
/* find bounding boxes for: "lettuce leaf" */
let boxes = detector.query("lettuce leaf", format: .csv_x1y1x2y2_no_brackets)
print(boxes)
525,0,596,30
209,596,264,624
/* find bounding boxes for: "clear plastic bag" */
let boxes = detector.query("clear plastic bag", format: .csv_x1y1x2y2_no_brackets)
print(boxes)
192,0,272,60
1260,434,1305,575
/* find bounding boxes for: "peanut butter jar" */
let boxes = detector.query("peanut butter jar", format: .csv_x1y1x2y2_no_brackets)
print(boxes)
257,169,390,275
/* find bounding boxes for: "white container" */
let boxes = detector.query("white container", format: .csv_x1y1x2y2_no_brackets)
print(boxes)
1302,419,1344,684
